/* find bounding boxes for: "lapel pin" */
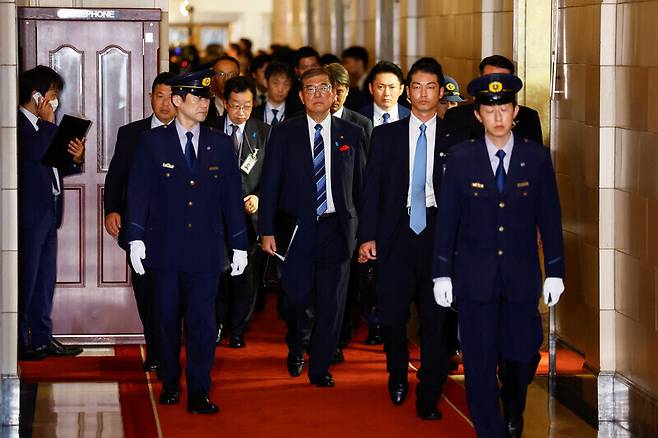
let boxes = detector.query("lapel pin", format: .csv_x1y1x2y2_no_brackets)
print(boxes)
162,162,174,169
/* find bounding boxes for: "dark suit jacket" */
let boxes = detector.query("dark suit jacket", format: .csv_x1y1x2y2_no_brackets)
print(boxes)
104,116,152,214
433,137,564,303
258,115,367,260
17,110,80,229
217,115,271,238
358,103,411,124
339,107,373,146
203,99,224,130
357,116,449,262
443,103,543,147
125,124,248,273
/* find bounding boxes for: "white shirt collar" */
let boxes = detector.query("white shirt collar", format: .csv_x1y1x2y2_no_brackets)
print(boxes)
333,106,344,119
373,103,399,121
174,118,200,152
409,111,437,132
19,106,39,130
150,114,167,129
306,113,332,133
225,116,246,135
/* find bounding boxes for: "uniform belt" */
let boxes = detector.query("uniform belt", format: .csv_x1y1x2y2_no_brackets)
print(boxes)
405,206,437,217
317,212,337,222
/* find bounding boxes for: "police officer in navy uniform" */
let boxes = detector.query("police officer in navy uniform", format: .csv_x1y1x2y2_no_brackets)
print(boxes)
432,73,565,437
125,70,248,415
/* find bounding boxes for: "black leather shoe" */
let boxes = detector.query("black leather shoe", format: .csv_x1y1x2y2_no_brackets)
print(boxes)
143,359,160,372
229,335,245,348
158,385,180,405
309,373,335,387
286,354,304,377
365,325,383,345
45,339,83,356
215,325,224,345
387,374,408,406
506,417,523,438
416,400,442,420
330,348,344,364
187,394,219,414
18,345,47,361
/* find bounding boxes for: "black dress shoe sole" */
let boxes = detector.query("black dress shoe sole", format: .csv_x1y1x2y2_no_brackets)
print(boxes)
417,411,442,420
18,351,48,361
309,378,335,387
46,347,83,357
187,403,219,414
158,395,180,405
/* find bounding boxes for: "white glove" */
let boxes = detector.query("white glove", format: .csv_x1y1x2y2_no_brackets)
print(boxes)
433,277,453,308
230,249,248,276
543,277,564,306
129,240,146,275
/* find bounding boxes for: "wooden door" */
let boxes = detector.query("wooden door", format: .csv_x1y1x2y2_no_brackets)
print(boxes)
19,9,160,340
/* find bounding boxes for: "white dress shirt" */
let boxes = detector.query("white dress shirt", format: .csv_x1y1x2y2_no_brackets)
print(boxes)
20,106,60,196
332,106,345,119
407,113,437,208
373,103,400,127
307,114,335,214
175,119,200,156
485,132,514,175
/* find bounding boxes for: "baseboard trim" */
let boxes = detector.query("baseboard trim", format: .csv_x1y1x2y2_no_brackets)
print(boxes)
599,371,658,437
53,334,145,345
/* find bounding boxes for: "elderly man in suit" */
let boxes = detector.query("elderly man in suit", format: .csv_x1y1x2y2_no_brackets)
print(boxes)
214,76,271,348
433,73,565,437
125,70,248,414
259,67,366,387
443,55,543,146
358,58,452,420
358,61,411,127
104,71,176,372
17,65,85,361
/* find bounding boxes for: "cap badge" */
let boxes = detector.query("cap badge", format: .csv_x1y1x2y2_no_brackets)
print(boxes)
446,83,456,91
489,81,503,93
202,77,211,87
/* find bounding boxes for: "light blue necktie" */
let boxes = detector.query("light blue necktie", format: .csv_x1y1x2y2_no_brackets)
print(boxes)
495,149,506,193
313,124,327,216
410,123,427,234
382,112,391,124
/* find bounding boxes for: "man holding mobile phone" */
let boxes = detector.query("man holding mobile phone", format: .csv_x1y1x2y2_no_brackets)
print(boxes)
17,65,85,361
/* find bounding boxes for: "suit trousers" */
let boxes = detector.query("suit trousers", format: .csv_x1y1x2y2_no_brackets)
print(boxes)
377,214,450,404
217,241,261,336
128,260,157,362
151,269,220,396
18,208,58,347
280,215,350,380
458,272,542,438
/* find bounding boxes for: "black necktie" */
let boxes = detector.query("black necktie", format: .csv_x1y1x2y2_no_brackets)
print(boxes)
184,131,196,171
271,109,279,125
495,149,506,193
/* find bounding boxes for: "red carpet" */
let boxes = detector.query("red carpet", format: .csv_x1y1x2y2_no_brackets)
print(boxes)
19,293,587,437
154,296,476,437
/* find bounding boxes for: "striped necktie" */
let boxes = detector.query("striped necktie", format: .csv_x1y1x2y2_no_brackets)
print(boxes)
313,124,327,216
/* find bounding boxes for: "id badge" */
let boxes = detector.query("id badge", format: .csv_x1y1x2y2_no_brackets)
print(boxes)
240,152,258,174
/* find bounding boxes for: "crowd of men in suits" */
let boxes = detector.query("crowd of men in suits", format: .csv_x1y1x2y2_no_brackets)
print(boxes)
17,44,565,437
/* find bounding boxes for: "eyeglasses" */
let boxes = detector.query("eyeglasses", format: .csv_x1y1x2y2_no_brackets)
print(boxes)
227,103,253,113
302,83,332,95
216,71,238,80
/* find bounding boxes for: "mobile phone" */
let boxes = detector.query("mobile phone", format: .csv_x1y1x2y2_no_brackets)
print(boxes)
33,92,43,105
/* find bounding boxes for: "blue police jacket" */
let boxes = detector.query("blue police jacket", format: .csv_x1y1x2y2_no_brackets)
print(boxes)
125,124,248,273
433,136,565,303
